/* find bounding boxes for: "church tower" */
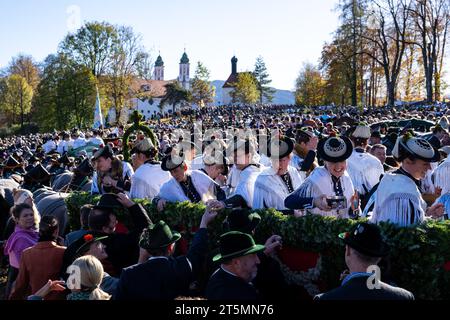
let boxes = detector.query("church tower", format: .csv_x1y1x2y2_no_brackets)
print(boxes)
178,50,190,90
153,54,164,81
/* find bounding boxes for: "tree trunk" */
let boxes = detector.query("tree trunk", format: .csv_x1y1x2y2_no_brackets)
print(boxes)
20,89,24,130
387,81,396,107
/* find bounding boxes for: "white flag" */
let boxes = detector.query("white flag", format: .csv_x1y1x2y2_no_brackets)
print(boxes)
93,87,104,129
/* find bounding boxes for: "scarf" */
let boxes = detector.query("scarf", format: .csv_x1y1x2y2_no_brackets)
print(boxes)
4,226,39,268
67,291,92,300
294,166,354,218
370,172,426,227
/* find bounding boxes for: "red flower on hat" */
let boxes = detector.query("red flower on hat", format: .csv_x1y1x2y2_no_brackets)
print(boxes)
83,234,94,242
343,232,350,238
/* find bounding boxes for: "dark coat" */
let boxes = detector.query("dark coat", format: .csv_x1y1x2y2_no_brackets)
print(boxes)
113,228,208,300
206,267,259,300
61,203,151,278
314,275,414,300
95,203,151,276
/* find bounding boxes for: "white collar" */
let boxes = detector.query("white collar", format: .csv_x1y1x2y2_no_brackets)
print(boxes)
148,256,169,261
220,265,240,278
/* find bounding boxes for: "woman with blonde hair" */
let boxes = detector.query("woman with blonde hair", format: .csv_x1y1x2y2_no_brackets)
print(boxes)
66,255,111,300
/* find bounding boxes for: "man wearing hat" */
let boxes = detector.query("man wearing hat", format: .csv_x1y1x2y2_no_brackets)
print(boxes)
425,124,447,149
285,136,359,218
114,204,218,300
87,192,152,276
220,209,288,300
369,134,445,226
22,163,53,191
346,123,384,208
129,138,170,200
225,138,262,197
253,136,303,210
369,131,382,146
206,231,266,300
315,223,414,300
154,152,221,211
60,230,119,295
290,128,318,180
222,138,265,209
91,145,134,195
2,156,23,179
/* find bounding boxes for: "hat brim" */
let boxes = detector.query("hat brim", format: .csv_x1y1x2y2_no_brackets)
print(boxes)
146,232,182,250
75,235,109,255
317,136,353,163
212,244,265,262
268,137,294,159
339,233,390,257
414,147,441,163
161,158,184,171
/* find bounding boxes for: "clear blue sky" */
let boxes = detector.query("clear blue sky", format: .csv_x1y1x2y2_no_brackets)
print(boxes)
1,0,341,90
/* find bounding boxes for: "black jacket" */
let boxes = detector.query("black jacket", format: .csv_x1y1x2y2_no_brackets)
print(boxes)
314,275,414,300
206,267,259,300
94,203,151,277
113,228,208,300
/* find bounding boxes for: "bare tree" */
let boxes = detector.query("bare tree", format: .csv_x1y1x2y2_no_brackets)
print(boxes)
409,0,450,102
360,0,414,107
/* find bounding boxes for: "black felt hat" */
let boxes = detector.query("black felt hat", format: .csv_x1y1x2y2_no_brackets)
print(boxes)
57,153,73,165
224,209,261,234
92,145,114,161
161,154,185,171
64,233,109,265
317,136,353,163
93,193,123,210
24,164,52,182
74,158,93,176
339,223,390,257
3,156,21,169
267,136,294,159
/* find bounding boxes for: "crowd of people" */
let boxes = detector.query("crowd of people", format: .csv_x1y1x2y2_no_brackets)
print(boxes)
0,102,450,301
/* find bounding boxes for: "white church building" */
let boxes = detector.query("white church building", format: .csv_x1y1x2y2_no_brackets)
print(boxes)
131,51,191,120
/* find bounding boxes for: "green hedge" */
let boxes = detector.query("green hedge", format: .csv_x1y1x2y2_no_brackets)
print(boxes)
65,192,450,300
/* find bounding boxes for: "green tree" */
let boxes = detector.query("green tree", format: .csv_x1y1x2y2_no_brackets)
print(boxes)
231,72,260,104
104,26,151,113
34,54,96,131
59,21,119,77
60,22,151,115
8,54,40,90
159,82,192,113
253,56,275,103
59,66,97,129
35,54,72,131
190,61,215,107
0,74,33,128
337,0,367,106
295,63,325,106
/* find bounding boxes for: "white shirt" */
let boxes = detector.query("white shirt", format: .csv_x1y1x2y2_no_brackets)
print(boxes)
130,162,171,200
89,136,105,146
42,140,57,154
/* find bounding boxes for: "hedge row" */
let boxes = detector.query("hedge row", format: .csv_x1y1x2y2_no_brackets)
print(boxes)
65,192,450,300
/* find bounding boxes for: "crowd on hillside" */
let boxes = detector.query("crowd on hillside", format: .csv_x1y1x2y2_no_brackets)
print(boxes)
1,102,449,301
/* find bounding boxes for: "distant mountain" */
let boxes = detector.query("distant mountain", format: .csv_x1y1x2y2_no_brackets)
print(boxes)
211,80,295,105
